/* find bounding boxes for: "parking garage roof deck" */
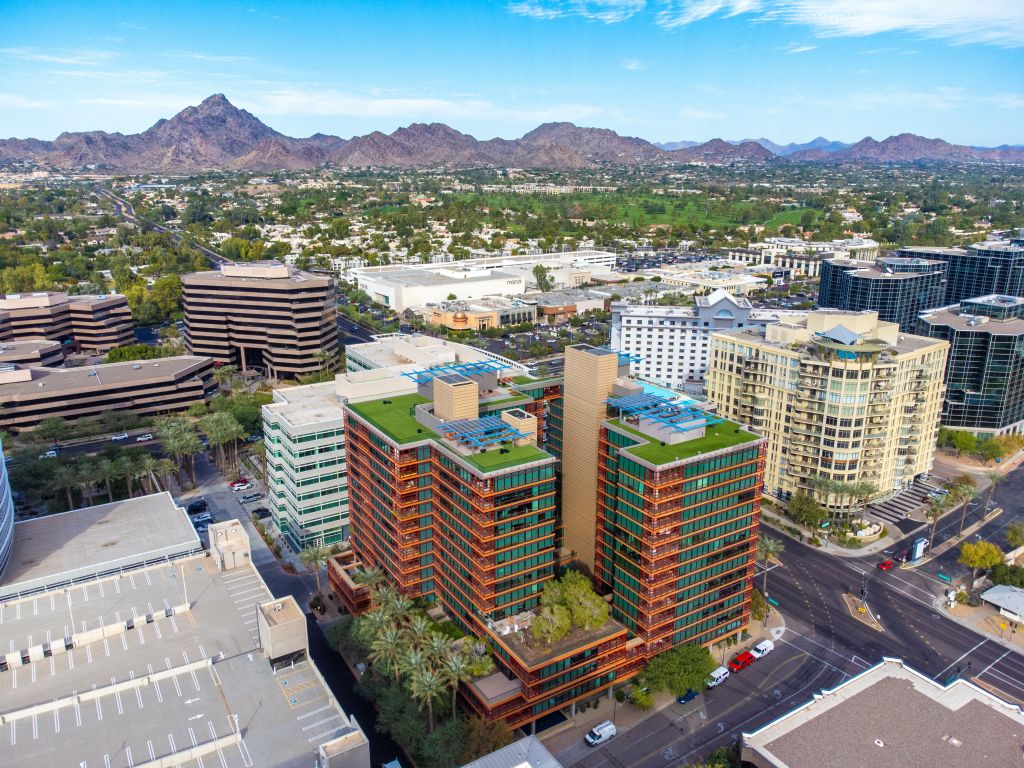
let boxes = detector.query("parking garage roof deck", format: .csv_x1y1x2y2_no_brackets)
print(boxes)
0,555,364,768
1,492,200,599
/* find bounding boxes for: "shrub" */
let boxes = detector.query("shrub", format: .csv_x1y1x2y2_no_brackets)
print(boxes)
750,589,767,622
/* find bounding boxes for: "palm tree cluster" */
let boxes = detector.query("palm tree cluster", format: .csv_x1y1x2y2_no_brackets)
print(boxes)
352,572,494,733
157,417,203,488
48,450,175,510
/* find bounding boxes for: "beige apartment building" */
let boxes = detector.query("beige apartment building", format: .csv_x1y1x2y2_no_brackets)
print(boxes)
182,261,338,380
0,291,134,353
0,355,216,432
706,310,948,510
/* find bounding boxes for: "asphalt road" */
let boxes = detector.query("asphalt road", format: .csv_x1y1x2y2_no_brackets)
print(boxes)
99,188,231,268
338,316,376,346
564,524,1024,767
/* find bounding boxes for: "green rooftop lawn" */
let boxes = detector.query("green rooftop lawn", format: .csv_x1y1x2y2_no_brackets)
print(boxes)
349,393,550,472
460,443,548,472
348,394,438,444
481,394,530,408
511,375,535,384
608,417,759,465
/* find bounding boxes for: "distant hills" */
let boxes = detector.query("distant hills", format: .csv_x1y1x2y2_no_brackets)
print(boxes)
2,94,1022,172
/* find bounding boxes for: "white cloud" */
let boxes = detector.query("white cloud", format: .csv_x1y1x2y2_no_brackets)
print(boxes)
0,93,55,109
166,51,254,63
243,87,603,126
783,43,816,53
662,1,1024,46
0,47,118,66
514,1,1024,46
622,58,646,70
508,0,647,23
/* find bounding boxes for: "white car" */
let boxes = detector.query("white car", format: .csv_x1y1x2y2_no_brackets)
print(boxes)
231,482,253,492
750,640,775,659
38,449,59,459
111,432,129,441
135,433,154,443
707,666,730,688
584,720,616,746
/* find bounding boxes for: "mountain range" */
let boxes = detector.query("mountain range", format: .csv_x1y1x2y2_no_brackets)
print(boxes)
2,94,1022,172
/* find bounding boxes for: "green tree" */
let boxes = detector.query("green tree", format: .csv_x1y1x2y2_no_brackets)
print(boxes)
757,536,785,595
926,495,951,551
531,603,571,645
460,715,514,764
787,492,825,528
1006,522,1024,549
410,666,446,732
951,431,977,456
299,545,330,595
213,364,238,391
36,416,68,444
369,625,405,684
532,264,554,292
643,645,717,696
959,540,1004,578
50,464,78,510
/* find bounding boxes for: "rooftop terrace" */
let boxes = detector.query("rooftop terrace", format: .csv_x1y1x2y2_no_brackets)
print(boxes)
608,417,760,466
347,393,551,473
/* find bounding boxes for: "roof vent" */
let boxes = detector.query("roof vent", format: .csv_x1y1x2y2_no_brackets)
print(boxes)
874,740,885,748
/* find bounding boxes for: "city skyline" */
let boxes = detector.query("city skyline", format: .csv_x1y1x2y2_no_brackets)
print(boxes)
2,0,1023,146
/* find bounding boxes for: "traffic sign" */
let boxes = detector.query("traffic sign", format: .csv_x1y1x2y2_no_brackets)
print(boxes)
767,597,779,607
938,573,952,583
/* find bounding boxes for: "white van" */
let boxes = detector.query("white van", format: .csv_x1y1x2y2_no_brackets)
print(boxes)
584,720,617,746
707,666,730,688
750,640,775,659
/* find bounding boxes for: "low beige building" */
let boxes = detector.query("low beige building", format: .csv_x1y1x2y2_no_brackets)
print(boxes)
706,310,948,510
425,297,535,330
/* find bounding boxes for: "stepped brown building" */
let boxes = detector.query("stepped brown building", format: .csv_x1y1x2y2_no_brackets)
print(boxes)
182,262,338,380
0,291,134,353
0,356,216,432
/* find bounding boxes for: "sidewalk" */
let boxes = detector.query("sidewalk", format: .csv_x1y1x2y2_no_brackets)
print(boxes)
541,610,786,764
938,599,1024,656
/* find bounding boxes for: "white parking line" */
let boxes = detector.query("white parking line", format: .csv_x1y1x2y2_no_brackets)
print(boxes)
301,715,340,732
307,728,339,743
296,705,332,720
126,746,134,768
147,740,156,761
53,705,59,734
9,721,14,746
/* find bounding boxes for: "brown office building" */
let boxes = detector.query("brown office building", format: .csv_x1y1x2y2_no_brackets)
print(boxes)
0,291,134,353
0,356,216,432
0,340,64,369
182,262,339,380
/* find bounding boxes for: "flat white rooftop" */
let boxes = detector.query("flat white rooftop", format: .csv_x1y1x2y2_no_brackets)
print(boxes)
0,492,200,599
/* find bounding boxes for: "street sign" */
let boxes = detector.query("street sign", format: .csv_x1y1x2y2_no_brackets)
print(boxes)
767,597,779,607
938,573,952,583
819,521,830,529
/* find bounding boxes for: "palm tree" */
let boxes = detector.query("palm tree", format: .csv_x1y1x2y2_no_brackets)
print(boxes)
441,649,472,721
299,545,330,595
139,453,160,494
410,665,446,732
96,458,117,502
115,454,137,498
926,495,951,551
75,459,97,506
212,364,238,392
404,614,433,649
757,536,785,595
154,458,177,492
51,464,78,510
250,440,268,483
426,632,450,662
981,468,1002,517
352,566,386,600
158,418,202,488
369,626,404,683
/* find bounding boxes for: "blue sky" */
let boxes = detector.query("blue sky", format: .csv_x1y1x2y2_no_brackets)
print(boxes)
2,0,1022,145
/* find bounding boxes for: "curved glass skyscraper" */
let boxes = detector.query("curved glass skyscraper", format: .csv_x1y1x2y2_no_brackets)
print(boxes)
0,439,14,578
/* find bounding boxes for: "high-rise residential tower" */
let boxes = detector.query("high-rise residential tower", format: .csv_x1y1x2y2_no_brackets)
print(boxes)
897,233,1024,305
707,311,948,510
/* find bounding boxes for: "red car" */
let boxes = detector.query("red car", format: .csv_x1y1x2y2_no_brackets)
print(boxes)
877,560,895,571
229,477,250,488
728,651,755,672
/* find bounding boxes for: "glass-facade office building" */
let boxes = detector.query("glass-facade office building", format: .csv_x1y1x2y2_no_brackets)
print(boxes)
818,257,947,332
918,294,1024,436
898,234,1024,306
